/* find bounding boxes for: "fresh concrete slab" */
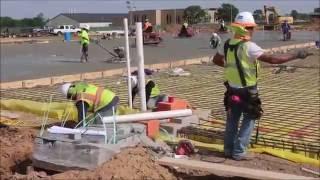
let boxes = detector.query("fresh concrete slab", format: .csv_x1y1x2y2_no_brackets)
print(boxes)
1,31,318,82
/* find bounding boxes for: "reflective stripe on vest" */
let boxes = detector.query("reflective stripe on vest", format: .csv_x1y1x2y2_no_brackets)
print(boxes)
70,83,114,112
80,30,89,45
224,39,260,87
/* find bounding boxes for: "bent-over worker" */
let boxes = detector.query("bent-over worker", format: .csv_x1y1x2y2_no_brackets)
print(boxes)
61,82,119,124
130,70,168,110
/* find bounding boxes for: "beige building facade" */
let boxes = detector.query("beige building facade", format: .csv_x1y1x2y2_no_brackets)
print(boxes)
129,9,185,26
129,8,217,26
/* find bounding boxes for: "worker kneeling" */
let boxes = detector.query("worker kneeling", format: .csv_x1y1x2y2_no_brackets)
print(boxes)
130,70,168,110
61,82,119,124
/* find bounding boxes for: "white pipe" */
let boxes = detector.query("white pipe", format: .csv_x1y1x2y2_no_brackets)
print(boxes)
48,126,106,136
103,109,192,124
124,18,133,109
135,22,147,111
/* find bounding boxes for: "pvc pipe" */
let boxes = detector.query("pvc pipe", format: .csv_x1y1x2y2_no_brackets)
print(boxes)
48,126,106,136
112,106,116,144
124,18,133,109
135,22,147,111
103,109,192,124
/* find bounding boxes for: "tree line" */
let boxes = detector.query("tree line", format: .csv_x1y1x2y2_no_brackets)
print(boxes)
1,7,318,28
0,13,46,28
253,7,319,22
184,4,318,25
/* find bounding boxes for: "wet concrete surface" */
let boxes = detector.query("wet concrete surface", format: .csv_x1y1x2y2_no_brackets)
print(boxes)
1,31,318,82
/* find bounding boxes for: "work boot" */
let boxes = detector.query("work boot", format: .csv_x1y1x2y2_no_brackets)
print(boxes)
232,153,255,161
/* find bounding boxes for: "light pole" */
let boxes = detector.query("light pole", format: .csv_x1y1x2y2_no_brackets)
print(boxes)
126,1,132,25
126,1,136,25
230,5,233,23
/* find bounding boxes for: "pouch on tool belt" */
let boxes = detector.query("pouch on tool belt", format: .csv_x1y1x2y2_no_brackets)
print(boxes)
231,95,241,103
245,89,263,120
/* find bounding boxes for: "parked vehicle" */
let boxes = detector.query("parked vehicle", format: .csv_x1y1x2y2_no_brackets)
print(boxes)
50,25,81,36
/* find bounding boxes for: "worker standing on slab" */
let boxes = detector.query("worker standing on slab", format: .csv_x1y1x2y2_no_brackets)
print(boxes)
212,12,311,161
61,82,119,124
281,20,291,41
130,69,168,110
79,24,90,63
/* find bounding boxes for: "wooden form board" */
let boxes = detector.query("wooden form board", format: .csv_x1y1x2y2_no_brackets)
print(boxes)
157,157,317,180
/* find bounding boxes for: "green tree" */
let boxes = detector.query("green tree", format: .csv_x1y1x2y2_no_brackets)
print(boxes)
32,13,45,27
183,5,206,24
0,13,45,28
0,17,16,27
217,3,239,22
290,10,299,20
253,9,264,21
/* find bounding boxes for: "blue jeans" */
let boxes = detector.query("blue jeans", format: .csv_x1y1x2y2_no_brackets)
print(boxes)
224,102,256,158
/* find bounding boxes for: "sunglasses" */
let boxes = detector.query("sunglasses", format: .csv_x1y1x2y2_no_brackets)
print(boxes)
245,26,255,30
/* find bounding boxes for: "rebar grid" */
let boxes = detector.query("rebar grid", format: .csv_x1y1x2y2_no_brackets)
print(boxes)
1,62,319,156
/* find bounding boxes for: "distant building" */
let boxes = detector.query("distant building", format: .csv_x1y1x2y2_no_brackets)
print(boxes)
129,8,218,26
310,13,320,24
206,8,218,23
46,13,128,28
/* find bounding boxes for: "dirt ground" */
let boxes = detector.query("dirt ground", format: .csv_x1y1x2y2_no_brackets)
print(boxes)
0,126,319,180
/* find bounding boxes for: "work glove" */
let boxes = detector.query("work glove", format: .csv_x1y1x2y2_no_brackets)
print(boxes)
296,50,311,59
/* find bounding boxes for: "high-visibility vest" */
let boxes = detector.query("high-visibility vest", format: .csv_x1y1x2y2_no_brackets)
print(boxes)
147,79,160,98
224,39,260,87
80,30,90,45
68,82,115,112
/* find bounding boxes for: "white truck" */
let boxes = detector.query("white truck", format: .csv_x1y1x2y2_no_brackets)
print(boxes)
51,25,81,36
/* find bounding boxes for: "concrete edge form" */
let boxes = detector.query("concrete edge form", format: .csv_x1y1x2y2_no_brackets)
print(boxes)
157,157,317,180
0,42,315,90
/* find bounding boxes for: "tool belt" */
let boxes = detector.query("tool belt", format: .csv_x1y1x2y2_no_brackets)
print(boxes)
224,82,263,120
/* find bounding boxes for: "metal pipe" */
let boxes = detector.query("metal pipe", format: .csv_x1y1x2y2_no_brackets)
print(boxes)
124,18,133,109
103,109,192,124
135,22,147,111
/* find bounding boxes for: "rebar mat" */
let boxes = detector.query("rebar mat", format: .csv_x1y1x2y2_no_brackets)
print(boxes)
1,63,319,157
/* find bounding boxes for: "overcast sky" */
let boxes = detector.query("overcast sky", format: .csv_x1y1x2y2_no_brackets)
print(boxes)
1,0,319,19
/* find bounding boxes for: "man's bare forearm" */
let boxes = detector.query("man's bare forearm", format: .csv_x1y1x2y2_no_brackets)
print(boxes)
258,53,297,64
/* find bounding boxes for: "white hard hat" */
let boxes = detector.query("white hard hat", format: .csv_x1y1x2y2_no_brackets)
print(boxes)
61,83,72,97
232,12,256,27
212,33,218,37
130,76,138,88
82,24,90,30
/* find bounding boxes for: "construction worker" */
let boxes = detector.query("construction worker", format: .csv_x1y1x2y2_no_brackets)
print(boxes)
80,24,90,63
281,20,291,41
212,12,311,161
143,19,153,33
209,33,221,49
219,19,226,32
178,22,194,38
61,82,119,124
130,70,168,110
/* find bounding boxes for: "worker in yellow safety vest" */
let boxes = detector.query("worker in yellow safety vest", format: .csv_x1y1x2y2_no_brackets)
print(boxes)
130,70,168,110
61,82,119,124
212,12,312,161
80,24,90,63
